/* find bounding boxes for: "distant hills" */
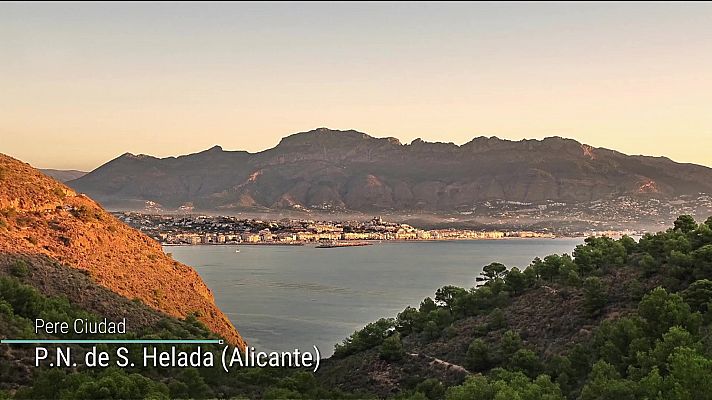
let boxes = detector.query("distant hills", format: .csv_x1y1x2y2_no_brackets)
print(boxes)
39,168,86,182
68,128,712,214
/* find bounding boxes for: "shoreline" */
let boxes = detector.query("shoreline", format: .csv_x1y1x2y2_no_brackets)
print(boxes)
160,236,580,247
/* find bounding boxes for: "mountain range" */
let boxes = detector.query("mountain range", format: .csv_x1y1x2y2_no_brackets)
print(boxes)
68,128,712,214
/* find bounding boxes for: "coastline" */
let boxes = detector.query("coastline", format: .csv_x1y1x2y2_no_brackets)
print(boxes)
160,236,579,247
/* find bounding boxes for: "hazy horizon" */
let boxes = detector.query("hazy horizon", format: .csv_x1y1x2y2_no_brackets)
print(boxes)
2,2,712,170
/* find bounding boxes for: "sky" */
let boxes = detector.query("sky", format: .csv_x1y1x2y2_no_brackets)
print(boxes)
1,2,711,171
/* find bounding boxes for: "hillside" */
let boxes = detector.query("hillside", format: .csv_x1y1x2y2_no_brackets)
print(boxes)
0,154,245,348
0,253,327,399
315,215,712,399
0,252,222,391
69,128,712,215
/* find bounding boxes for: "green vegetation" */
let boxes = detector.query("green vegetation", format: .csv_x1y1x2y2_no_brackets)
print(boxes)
446,370,563,400
9,260,29,278
14,368,170,400
52,187,66,200
334,318,396,358
0,273,352,400
465,338,492,371
3,215,712,399
582,277,607,316
70,205,102,222
380,333,405,362
330,215,712,399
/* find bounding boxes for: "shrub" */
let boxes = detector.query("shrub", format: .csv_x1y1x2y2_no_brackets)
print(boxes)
333,318,395,358
380,333,405,361
487,308,507,330
396,306,422,335
472,324,489,337
638,287,700,337
423,320,441,340
673,215,698,234
465,339,492,372
444,325,458,339
509,349,543,378
682,279,712,313
504,267,527,294
624,280,646,301
10,260,29,278
500,330,522,357
583,277,608,316
414,378,445,400
445,371,563,400
477,262,507,286
574,237,627,275
71,205,100,222
52,187,66,200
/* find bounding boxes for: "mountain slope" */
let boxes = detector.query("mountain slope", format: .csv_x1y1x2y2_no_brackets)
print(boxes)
0,252,225,391
0,154,245,348
69,128,712,213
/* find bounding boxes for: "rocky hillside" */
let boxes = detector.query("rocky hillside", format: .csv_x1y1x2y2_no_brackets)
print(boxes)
0,154,245,348
69,128,712,212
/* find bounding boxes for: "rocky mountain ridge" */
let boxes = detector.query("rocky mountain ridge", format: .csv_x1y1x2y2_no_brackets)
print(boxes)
69,128,712,214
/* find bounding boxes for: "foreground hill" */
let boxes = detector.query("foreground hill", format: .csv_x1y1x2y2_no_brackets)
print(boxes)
0,253,223,392
0,154,245,348
69,128,712,214
316,215,712,399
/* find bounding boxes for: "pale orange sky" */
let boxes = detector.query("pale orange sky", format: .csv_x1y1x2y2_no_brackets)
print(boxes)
1,2,711,171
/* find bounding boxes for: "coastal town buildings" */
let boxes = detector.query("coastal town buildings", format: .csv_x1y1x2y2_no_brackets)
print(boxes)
115,214,536,245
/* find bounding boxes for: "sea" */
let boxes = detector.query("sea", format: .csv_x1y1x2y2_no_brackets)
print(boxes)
167,239,583,356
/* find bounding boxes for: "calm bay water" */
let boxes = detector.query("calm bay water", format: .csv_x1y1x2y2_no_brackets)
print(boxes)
167,239,582,356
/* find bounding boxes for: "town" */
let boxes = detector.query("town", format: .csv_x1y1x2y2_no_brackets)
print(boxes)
126,193,712,241
114,213,557,246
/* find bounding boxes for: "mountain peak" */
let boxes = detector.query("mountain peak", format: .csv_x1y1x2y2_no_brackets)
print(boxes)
118,152,156,160
277,127,404,148
277,127,377,148
195,145,224,154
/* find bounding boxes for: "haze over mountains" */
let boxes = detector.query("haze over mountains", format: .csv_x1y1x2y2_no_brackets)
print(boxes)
39,168,87,182
68,128,712,216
